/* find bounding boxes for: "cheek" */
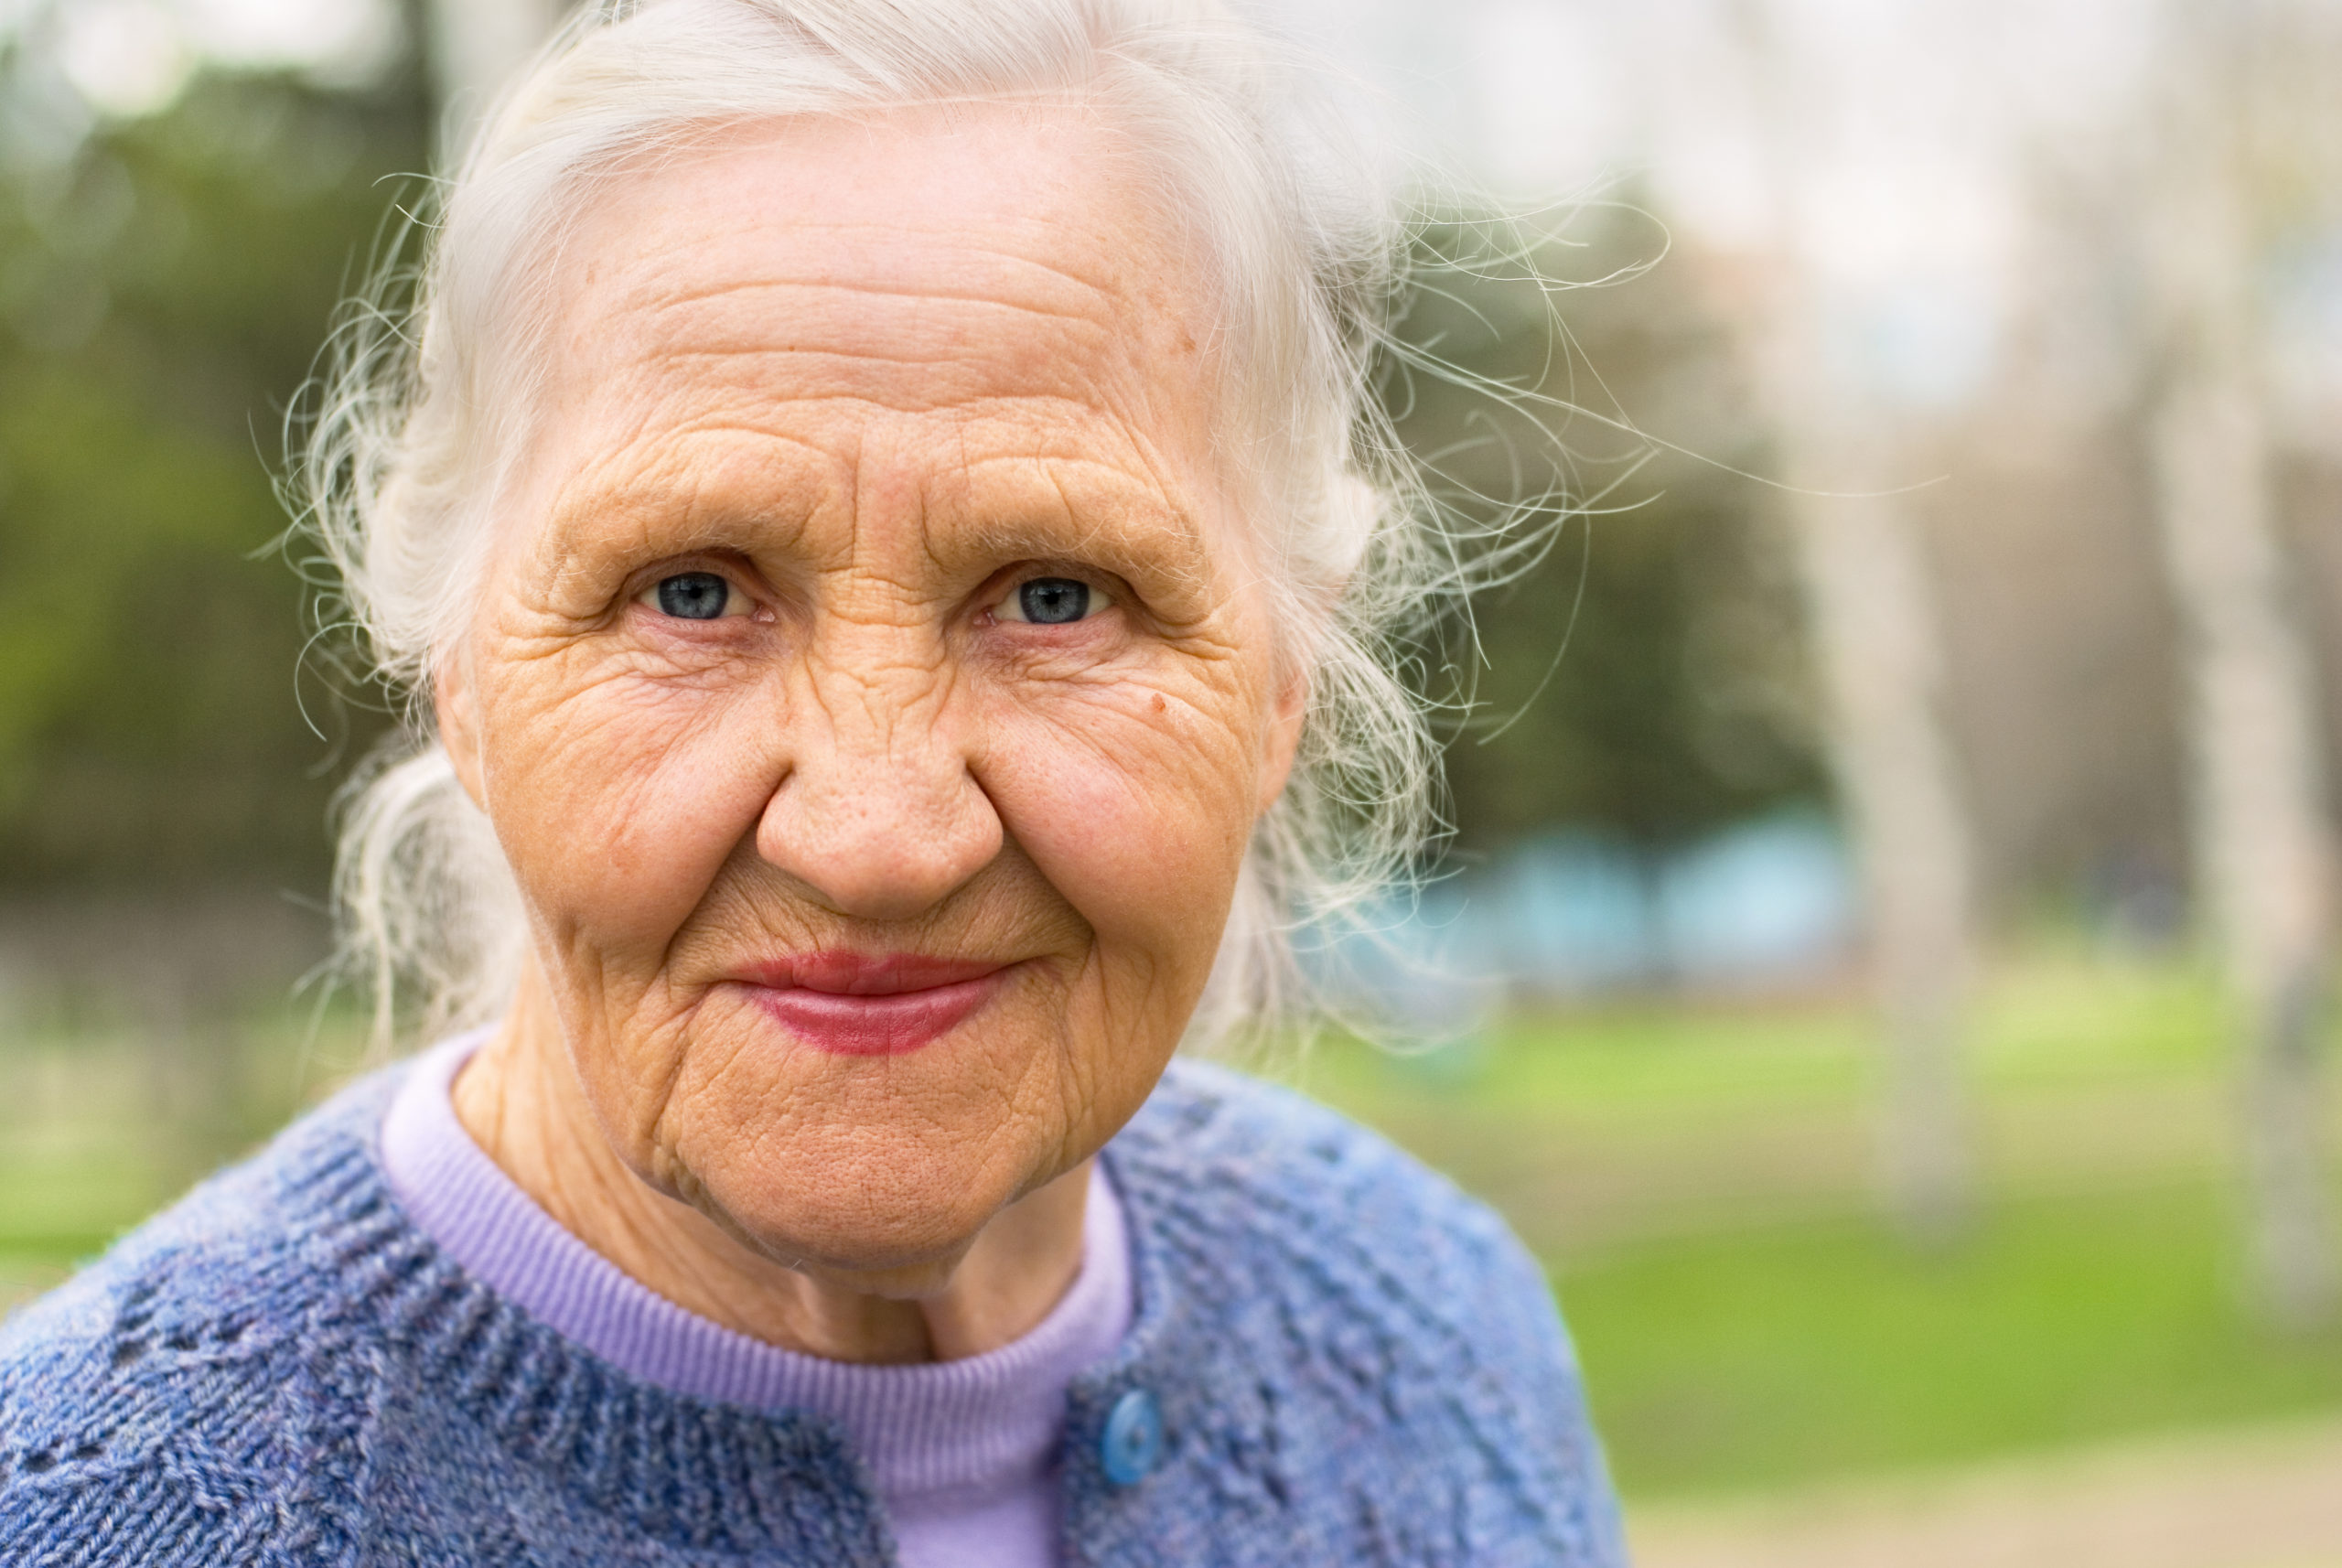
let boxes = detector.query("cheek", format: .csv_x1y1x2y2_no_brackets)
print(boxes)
479,658,783,972
976,674,1263,991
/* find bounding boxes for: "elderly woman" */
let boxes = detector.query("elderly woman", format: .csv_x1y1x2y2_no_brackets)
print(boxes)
0,1,1622,1563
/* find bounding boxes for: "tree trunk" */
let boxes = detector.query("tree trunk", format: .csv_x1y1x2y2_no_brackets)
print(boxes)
1724,0,1982,1242
1787,459,1978,1241
2145,0,2338,1326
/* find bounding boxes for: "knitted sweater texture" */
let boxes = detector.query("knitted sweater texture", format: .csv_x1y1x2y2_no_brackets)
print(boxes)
0,1057,1626,1566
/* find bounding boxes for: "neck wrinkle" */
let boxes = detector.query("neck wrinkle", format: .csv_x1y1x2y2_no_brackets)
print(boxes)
452,973,1089,1362
385,1031,1136,1501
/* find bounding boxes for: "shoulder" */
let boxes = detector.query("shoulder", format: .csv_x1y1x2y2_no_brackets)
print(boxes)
1114,1057,1564,1354
1120,1057,1518,1240
0,1066,404,1564
1101,1058,1626,1565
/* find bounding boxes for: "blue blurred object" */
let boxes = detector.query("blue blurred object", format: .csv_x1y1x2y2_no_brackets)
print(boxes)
1654,812,1855,985
1307,810,1854,1026
1303,882,1508,1048
1491,834,1656,998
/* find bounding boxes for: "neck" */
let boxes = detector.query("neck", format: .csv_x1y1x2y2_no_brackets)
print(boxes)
450,975,1091,1364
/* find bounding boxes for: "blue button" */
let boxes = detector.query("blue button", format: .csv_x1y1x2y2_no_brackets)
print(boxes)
1100,1388,1164,1486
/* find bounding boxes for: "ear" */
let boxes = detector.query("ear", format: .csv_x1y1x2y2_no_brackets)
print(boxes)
434,654,489,811
1256,666,1308,815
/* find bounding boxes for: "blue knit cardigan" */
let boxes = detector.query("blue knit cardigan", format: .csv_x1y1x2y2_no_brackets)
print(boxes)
0,1057,1626,1566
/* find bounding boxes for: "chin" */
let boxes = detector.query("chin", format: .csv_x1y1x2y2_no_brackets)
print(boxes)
679,1120,1046,1278
630,993,1099,1275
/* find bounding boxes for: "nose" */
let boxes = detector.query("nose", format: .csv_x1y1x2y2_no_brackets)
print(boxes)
754,652,1003,922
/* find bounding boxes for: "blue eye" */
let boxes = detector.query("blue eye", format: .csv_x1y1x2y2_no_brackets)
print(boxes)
1016,578,1090,625
655,573,731,620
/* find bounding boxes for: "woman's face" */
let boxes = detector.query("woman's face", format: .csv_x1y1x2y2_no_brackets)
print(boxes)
436,106,1298,1278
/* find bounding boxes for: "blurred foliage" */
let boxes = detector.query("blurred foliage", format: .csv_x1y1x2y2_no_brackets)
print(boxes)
0,63,425,887
1380,209,1823,854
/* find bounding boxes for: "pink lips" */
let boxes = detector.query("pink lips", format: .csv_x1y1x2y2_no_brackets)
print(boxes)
736,951,1010,1057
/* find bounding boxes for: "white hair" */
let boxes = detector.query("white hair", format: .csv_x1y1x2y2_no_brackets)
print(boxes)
297,0,1495,1054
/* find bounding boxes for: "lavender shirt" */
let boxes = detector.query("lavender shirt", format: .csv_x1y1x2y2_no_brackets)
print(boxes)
380,1034,1133,1568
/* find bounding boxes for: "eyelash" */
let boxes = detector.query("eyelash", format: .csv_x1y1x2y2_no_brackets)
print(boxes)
628,564,1122,631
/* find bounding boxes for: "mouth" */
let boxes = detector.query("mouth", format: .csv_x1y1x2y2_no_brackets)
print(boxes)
734,951,1014,1057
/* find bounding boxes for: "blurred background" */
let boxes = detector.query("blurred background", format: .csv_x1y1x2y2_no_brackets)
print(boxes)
3,0,2341,1563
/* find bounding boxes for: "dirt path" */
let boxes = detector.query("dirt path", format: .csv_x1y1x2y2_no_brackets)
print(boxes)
1630,1421,2342,1568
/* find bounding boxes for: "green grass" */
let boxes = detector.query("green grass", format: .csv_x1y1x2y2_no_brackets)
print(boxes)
0,1008,363,1284
1291,946,2230,1124
0,1145,163,1262
1558,1183,2342,1498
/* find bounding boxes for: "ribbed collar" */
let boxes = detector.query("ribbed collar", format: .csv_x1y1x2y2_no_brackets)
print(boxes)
379,1032,1133,1505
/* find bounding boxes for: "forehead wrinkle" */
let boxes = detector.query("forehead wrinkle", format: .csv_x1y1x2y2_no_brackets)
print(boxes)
617,269,1128,334
598,320,1137,423
568,220,1177,387
828,428,958,618
610,298,1116,382
583,196,1139,317
578,239,1136,386
630,358,1124,418
578,325,1159,429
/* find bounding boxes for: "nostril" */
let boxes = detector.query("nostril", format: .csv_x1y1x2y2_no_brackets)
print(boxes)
755,770,1004,921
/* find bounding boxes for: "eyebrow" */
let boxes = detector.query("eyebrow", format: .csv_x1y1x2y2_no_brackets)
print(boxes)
943,453,1212,587
535,422,830,553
